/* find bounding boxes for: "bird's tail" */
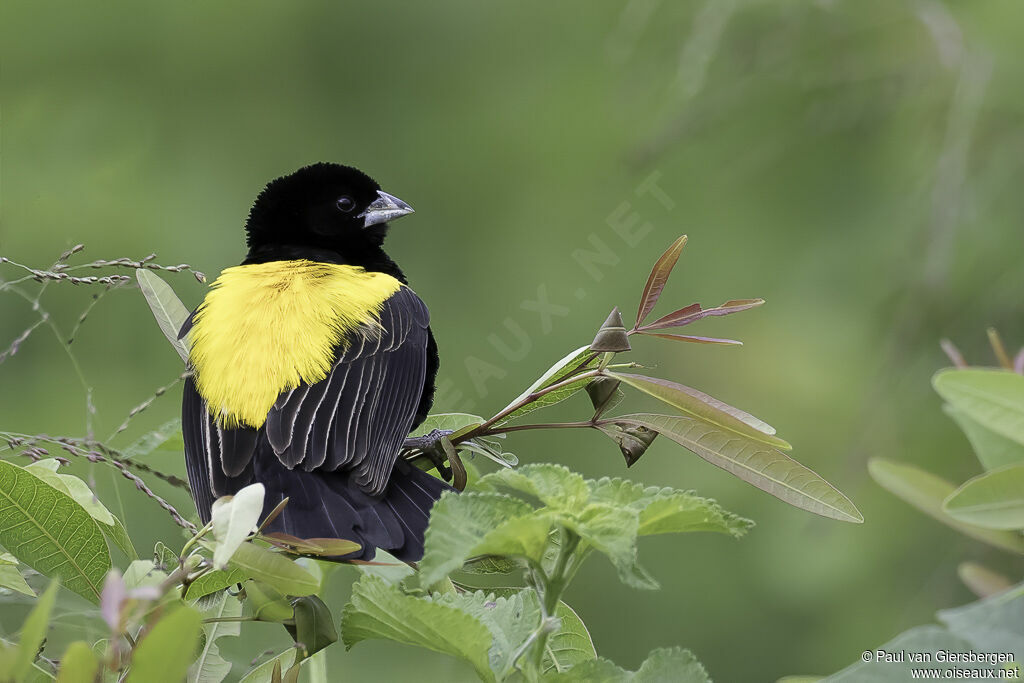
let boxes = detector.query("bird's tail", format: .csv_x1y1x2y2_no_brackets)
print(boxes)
254,457,453,561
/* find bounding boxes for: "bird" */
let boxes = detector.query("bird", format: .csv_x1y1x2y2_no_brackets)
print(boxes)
179,162,452,561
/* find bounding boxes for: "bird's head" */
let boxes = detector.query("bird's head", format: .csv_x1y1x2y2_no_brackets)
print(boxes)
244,163,414,259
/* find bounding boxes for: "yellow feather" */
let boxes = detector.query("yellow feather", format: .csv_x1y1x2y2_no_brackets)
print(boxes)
187,260,402,429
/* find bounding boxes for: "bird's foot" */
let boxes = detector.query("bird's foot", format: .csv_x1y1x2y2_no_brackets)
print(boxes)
402,429,456,481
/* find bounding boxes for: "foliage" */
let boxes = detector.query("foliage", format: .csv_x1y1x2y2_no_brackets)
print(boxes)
0,239,860,681
869,333,1024,594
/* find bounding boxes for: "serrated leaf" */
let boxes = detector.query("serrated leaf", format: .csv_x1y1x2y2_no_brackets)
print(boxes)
125,606,202,683
227,543,318,596
342,574,497,682
13,581,58,682
420,492,552,588
55,641,98,683
635,235,688,328
476,464,590,512
868,459,1024,554
612,414,862,523
212,484,265,570
563,503,650,589
943,464,1024,530
608,373,789,449
137,268,192,363
121,419,184,459
587,478,753,537
544,646,711,682
934,369,1024,446
498,346,597,425
0,460,111,602
189,592,241,683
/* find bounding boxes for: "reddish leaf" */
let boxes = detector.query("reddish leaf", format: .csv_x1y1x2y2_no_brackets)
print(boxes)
641,298,763,331
635,235,687,329
640,332,742,345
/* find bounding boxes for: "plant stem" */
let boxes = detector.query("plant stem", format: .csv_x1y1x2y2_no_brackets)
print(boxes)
475,421,595,438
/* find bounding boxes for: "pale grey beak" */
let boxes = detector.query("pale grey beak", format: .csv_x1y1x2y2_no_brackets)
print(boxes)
360,190,414,228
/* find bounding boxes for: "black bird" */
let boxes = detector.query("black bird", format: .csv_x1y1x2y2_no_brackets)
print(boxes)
180,163,451,561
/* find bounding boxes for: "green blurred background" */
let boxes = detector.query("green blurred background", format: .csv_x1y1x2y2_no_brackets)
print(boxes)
2,1,1023,680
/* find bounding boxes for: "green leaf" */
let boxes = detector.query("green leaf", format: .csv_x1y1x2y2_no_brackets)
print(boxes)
419,491,552,588
227,543,318,596
125,606,202,683
608,374,790,449
934,369,1024,446
544,646,711,682
587,477,753,538
123,560,167,589
189,592,241,683
635,234,688,328
957,562,1013,599
476,464,590,512
943,464,1024,530
288,595,338,658
409,413,485,438
543,601,596,674
937,582,1024,657
612,414,862,523
238,650,300,683
945,405,1024,471
824,625,985,681
55,641,98,683
0,553,34,597
342,574,497,682
868,459,1024,554
184,566,250,600
22,461,137,561
13,581,58,682
0,460,111,602
122,419,184,459
243,580,294,622
211,484,265,569
153,542,179,571
498,346,597,425
563,503,650,589
137,268,191,362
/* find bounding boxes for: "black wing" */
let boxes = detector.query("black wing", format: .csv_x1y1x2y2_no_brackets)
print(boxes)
182,287,431,518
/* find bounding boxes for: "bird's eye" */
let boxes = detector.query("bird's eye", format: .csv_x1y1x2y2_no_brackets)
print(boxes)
336,196,356,213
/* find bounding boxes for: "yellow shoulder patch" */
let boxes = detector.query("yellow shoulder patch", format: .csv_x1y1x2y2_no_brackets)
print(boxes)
187,260,402,429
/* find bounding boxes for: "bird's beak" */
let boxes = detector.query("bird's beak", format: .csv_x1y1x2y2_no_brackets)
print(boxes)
359,190,414,228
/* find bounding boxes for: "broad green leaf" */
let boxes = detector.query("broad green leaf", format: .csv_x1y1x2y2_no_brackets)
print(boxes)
0,460,111,602
868,459,1024,554
288,595,337,658
351,548,415,586
189,592,241,683
934,369,1024,446
938,582,1024,659
613,414,862,523
184,566,250,600
587,477,753,538
635,234,688,327
123,560,167,589
211,484,265,569
137,268,191,362
22,461,136,560
562,503,650,589
122,419,184,459
498,346,597,425
945,405,1024,471
13,582,58,682
238,650,299,683
409,413,485,438
342,574,495,682
420,492,552,587
55,641,98,683
957,562,1013,599
545,646,711,682
227,543,318,596
0,553,34,597
243,580,294,622
125,606,202,683
544,601,596,674
608,374,790,449
943,464,1024,530
476,464,590,512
